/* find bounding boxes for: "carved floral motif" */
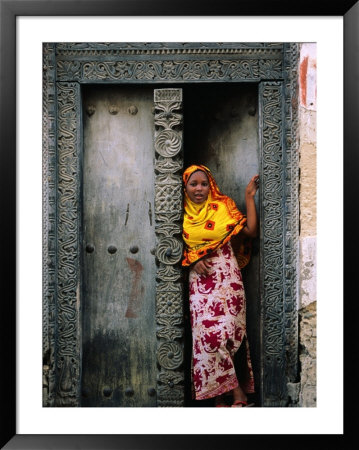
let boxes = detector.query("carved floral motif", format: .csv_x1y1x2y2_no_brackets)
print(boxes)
155,184,182,216
155,129,182,158
156,290,183,316
157,370,184,404
57,58,282,82
157,342,183,370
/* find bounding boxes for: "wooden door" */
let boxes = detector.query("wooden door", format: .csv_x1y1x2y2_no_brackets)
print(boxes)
81,85,157,406
80,83,260,407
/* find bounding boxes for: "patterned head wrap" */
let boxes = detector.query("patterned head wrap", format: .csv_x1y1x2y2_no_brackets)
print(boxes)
182,164,250,267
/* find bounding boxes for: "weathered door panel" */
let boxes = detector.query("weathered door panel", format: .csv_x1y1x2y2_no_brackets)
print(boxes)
183,83,261,405
81,85,157,407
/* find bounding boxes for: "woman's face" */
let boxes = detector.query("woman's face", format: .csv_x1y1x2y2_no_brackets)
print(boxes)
185,170,210,204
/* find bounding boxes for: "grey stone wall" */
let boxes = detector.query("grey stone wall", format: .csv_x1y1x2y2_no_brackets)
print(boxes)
299,302,317,406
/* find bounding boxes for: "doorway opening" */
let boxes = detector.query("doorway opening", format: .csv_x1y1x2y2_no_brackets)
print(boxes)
182,83,261,407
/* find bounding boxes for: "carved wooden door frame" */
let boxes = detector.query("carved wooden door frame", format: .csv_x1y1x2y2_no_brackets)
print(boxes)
43,43,300,407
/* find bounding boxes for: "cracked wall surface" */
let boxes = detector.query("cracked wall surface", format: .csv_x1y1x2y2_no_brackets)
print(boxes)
299,302,317,406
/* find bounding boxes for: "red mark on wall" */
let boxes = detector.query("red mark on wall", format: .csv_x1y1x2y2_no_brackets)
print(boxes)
125,257,144,318
300,56,309,107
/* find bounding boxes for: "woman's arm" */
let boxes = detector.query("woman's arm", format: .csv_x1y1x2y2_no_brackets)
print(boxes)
241,174,259,238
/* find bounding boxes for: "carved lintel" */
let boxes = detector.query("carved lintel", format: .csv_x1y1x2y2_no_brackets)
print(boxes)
56,54,283,83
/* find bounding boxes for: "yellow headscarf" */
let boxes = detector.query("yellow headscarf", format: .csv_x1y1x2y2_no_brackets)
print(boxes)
182,164,251,267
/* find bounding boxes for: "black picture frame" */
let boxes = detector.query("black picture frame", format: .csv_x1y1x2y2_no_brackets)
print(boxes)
1,0,357,448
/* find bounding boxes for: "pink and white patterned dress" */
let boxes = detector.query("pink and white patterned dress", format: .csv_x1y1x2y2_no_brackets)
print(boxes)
189,241,255,400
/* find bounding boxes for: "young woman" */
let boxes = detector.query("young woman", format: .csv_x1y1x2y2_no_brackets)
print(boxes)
182,164,259,407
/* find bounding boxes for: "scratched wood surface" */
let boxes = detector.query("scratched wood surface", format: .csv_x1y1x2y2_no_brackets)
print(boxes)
81,85,157,407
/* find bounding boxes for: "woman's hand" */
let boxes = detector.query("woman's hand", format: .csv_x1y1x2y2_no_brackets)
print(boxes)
245,174,259,198
242,174,259,238
193,258,212,276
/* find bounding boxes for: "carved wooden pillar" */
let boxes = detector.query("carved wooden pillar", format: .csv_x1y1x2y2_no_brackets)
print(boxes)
283,43,300,388
259,81,287,406
42,43,57,407
153,89,184,406
55,82,82,406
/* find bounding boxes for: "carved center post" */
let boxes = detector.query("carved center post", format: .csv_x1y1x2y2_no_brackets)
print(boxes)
154,89,184,406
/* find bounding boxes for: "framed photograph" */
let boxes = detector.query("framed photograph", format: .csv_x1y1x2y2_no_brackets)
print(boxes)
2,0,357,448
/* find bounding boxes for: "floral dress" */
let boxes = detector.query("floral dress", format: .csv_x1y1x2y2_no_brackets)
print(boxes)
189,241,255,400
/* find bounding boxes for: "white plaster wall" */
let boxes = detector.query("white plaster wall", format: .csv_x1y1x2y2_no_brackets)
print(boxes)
299,236,317,308
298,42,317,407
299,43,317,309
